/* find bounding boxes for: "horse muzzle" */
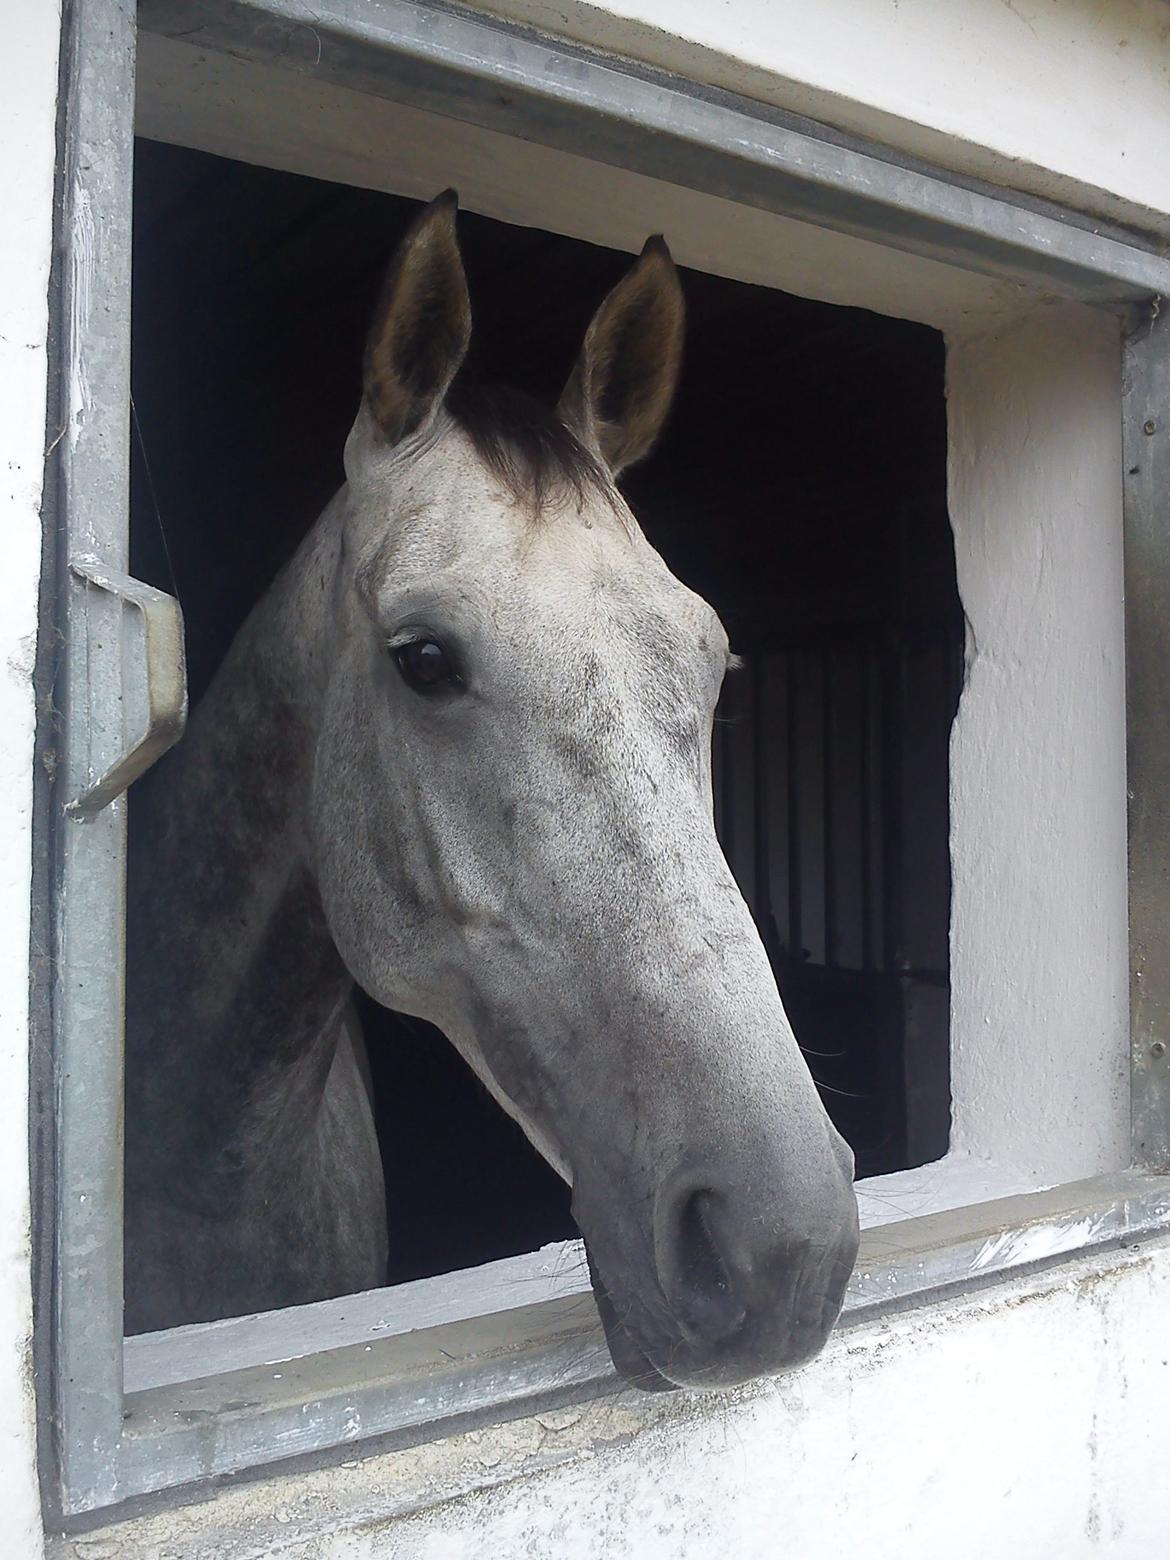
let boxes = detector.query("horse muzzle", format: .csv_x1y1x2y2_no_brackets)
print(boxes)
577,1138,860,1391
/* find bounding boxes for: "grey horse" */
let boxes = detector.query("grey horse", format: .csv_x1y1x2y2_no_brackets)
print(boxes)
125,191,859,1391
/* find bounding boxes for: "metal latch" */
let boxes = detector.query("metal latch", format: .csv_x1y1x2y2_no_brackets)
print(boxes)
64,558,188,820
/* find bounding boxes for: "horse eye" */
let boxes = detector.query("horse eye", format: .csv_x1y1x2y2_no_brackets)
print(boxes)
393,638,458,694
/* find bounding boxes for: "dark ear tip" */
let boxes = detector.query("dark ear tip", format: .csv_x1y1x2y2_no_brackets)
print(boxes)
640,233,673,264
397,189,460,252
421,189,459,231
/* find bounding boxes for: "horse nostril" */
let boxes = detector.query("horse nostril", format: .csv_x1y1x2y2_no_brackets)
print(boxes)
668,1189,748,1345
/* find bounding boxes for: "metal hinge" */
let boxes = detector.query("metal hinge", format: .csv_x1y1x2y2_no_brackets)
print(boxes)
64,558,188,820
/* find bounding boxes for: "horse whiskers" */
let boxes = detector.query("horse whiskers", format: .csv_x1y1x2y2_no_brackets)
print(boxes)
811,1077,870,1100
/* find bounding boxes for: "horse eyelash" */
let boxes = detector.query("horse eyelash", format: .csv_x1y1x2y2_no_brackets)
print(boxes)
726,652,746,674
386,630,425,651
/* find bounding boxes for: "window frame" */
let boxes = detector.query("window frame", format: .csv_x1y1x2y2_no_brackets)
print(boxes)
41,0,1170,1520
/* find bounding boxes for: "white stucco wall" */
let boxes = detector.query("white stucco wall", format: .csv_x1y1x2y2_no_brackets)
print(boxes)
0,3,61,1557
5,0,1170,1554
947,304,1129,1181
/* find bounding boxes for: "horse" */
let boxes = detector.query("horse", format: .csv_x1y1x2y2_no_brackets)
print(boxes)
124,191,859,1391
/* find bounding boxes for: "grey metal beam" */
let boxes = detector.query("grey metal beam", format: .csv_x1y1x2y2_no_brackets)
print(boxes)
1124,303,1170,1171
136,0,1170,306
52,0,138,1516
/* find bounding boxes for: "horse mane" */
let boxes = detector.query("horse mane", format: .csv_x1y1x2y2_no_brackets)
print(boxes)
446,379,614,515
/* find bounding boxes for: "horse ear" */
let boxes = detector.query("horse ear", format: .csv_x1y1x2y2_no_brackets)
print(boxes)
363,189,471,446
558,236,685,476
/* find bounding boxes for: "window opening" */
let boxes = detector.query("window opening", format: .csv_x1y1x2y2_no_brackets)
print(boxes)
128,140,960,1307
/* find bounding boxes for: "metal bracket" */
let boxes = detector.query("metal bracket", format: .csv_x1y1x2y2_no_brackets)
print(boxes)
64,558,188,821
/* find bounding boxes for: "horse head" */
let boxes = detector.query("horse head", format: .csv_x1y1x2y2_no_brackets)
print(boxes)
311,191,859,1390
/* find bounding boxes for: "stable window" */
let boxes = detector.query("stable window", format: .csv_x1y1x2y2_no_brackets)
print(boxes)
40,0,1170,1519
127,140,957,1298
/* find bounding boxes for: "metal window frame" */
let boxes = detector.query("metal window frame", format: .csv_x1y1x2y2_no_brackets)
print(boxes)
42,0,1170,1521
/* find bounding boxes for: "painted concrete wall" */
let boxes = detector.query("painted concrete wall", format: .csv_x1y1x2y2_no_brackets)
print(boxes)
6,0,1170,1554
947,304,1129,1182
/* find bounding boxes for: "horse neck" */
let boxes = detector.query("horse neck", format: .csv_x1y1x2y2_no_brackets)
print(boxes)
126,493,352,1191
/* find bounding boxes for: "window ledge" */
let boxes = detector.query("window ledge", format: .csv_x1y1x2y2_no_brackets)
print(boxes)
117,1169,1170,1504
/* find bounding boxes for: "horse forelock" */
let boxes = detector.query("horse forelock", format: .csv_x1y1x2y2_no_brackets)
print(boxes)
445,380,626,526
347,383,639,606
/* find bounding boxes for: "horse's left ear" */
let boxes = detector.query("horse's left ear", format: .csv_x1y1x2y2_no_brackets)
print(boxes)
558,236,685,476
363,189,472,446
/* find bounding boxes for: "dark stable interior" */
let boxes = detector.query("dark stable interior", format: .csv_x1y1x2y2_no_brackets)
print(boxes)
130,140,963,1288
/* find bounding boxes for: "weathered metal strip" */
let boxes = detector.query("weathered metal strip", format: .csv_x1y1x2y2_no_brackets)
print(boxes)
1124,304,1170,1171
136,0,1170,305
52,0,139,1516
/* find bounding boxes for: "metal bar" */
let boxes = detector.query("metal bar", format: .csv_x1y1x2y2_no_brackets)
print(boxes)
822,647,836,967
52,0,138,1516
880,648,902,973
1124,303,1170,1171
112,1170,1170,1501
859,652,874,972
134,0,1170,306
752,651,772,947
786,653,802,960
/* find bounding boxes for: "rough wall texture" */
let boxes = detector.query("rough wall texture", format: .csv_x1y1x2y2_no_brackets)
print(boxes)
947,303,1129,1181
50,1239,1170,1559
